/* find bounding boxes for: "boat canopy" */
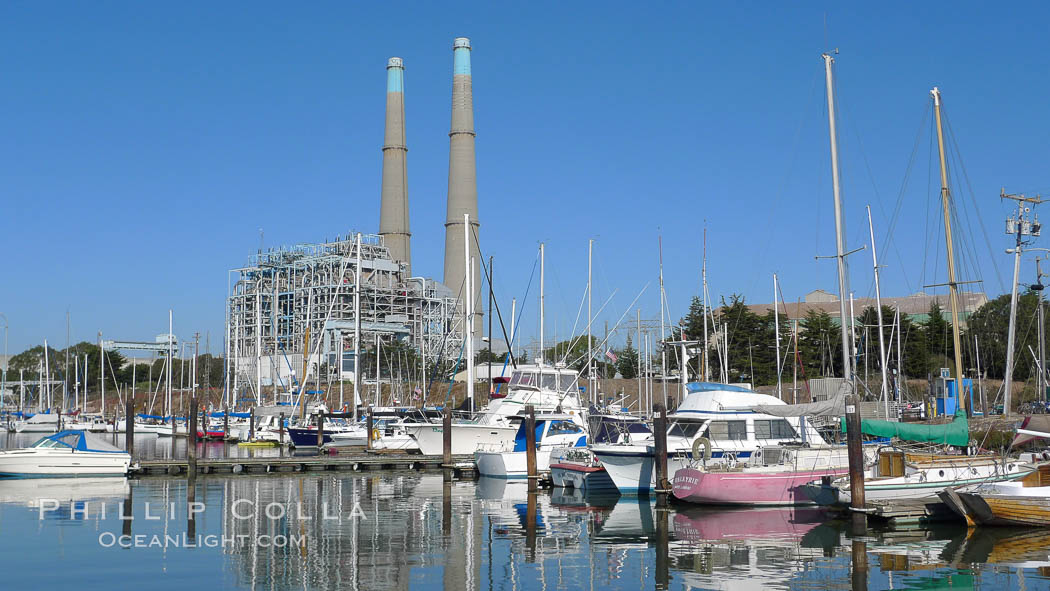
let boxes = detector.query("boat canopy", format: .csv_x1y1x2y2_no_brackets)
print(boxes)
686,382,753,394
30,430,126,453
841,408,969,447
751,382,848,418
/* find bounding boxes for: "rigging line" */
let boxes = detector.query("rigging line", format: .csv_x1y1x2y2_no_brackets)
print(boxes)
566,285,648,369
467,225,523,368
752,64,825,298
920,109,936,296
561,290,619,366
943,112,1007,294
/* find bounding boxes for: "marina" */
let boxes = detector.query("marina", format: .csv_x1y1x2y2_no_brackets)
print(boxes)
4,4,1050,590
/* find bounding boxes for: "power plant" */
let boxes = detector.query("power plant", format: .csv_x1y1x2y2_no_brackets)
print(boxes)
225,37,483,405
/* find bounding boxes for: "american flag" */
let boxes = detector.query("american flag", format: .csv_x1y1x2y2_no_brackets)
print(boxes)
605,349,618,363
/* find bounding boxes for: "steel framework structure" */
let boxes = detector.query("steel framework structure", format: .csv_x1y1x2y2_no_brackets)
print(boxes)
226,233,464,407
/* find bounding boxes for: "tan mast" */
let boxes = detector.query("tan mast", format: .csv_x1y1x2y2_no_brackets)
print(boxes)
931,87,966,414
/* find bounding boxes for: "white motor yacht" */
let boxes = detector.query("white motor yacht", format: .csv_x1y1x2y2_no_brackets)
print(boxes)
403,364,586,456
590,382,825,494
0,430,131,478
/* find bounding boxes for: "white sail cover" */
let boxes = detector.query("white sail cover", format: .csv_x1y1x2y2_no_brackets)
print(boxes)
749,382,848,418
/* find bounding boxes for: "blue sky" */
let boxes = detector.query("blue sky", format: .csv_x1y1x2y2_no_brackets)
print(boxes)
1,2,1047,354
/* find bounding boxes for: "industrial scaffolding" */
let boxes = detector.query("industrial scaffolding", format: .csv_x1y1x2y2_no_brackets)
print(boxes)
225,233,464,408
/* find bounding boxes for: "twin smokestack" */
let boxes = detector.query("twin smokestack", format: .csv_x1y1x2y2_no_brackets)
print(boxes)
378,37,481,332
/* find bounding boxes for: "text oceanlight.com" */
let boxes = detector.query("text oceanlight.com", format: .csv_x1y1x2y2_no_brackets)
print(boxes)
98,533,306,549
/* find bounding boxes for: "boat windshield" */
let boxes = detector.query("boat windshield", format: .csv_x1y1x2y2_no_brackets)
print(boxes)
667,420,706,439
31,433,80,449
511,372,537,387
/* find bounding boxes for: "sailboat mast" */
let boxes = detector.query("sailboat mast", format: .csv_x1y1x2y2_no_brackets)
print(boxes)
823,52,866,520
867,205,890,418
930,87,967,414
774,274,782,399
822,54,853,382
702,227,710,381
353,233,362,420
539,243,545,365
587,239,594,404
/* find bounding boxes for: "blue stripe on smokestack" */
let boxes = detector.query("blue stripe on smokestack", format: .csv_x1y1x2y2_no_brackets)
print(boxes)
453,37,471,75
386,57,404,93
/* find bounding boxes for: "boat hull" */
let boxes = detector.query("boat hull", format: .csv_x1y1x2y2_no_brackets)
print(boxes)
287,427,331,447
405,423,518,456
0,449,131,478
672,466,847,506
550,463,618,493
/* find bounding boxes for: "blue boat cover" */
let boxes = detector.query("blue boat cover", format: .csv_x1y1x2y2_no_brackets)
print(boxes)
32,430,126,453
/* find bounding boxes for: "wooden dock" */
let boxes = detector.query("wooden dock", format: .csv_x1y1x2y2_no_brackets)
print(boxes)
131,452,477,478
839,498,962,526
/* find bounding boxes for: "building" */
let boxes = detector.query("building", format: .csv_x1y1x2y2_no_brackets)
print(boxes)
226,234,463,404
745,289,988,326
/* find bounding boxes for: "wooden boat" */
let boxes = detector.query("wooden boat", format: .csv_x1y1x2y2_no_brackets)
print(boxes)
939,465,1050,526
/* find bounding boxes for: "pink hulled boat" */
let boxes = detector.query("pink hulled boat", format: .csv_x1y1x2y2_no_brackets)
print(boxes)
672,444,852,505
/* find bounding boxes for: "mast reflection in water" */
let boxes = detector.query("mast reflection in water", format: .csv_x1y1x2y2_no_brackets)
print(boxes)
0,472,1049,590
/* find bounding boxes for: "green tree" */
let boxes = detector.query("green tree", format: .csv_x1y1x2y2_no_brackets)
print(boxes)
617,334,639,380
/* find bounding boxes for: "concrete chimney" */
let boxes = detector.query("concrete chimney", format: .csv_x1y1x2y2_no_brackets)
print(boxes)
443,37,482,333
379,57,411,275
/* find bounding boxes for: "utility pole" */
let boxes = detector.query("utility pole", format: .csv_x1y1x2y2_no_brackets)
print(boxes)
1037,257,1047,403
1002,189,1043,416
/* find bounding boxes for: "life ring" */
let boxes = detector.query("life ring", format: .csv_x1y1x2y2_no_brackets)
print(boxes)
691,437,712,463
372,429,381,441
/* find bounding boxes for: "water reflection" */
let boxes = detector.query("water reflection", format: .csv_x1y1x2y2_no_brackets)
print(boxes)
0,472,1048,590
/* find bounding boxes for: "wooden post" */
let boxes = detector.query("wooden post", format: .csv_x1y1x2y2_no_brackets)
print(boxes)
316,412,325,449
222,406,229,441
278,412,285,444
525,488,537,560
121,488,133,538
188,396,198,465
525,405,538,493
248,406,255,441
125,396,134,458
366,407,375,451
442,405,453,482
653,402,669,505
655,503,670,590
845,391,867,530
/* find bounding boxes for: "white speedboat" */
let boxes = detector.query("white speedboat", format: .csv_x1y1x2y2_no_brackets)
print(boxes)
13,412,60,433
403,364,587,456
0,430,131,478
475,414,588,478
590,382,826,494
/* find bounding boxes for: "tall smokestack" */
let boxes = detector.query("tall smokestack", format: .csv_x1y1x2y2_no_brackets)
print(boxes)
379,57,411,275
443,37,482,333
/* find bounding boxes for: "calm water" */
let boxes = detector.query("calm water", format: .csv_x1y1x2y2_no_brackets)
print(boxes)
0,469,1048,590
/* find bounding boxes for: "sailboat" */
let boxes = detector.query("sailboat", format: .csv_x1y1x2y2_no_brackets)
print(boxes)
802,79,1036,506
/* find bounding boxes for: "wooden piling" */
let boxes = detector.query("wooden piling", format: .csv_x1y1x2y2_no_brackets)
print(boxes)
525,405,538,493
187,396,198,534
845,391,867,530
442,405,452,482
316,412,325,449
124,396,134,458
249,407,255,441
367,408,375,451
525,490,537,559
655,503,670,590
222,406,229,441
653,402,670,504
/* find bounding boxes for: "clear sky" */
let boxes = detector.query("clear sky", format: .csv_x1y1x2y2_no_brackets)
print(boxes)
1,2,1047,355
